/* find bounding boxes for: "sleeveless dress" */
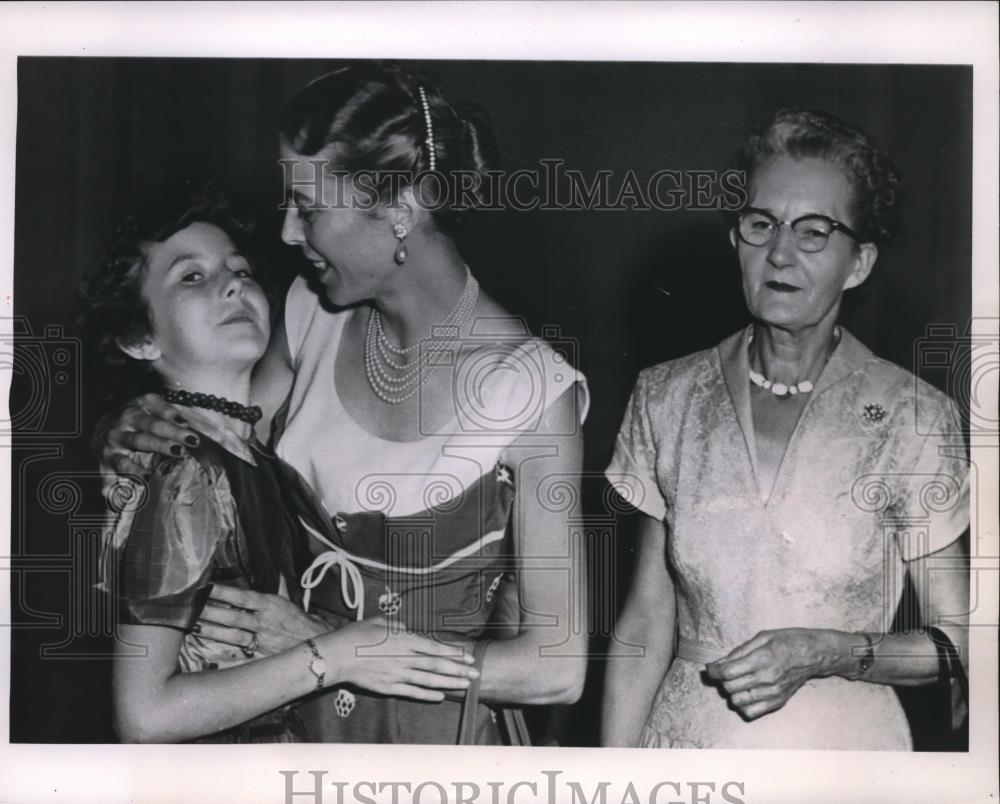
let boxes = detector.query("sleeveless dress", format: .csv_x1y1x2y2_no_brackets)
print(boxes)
101,410,331,742
605,327,969,750
275,276,589,743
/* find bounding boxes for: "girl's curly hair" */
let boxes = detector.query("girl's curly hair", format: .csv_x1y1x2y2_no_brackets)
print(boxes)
731,108,903,249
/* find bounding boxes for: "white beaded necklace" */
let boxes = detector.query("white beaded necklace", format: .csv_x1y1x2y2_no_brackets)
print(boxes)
747,326,839,398
364,268,479,405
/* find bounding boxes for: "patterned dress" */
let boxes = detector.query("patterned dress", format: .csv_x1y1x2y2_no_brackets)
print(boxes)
102,411,328,743
605,327,969,750
275,275,589,743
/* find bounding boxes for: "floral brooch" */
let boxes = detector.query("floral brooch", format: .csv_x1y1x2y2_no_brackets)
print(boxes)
861,403,887,424
495,462,514,486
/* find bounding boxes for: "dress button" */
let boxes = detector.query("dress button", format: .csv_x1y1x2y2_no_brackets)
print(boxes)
485,572,504,603
495,462,513,486
334,689,356,717
378,589,402,615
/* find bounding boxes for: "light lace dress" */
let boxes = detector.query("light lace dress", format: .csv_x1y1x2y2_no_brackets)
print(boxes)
605,327,969,750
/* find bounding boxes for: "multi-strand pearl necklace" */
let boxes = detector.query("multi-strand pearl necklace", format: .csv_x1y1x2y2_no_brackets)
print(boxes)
747,326,839,398
364,268,479,405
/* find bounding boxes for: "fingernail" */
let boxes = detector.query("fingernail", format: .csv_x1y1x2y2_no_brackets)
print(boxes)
169,444,183,456
468,668,480,679
174,415,188,425
185,434,200,446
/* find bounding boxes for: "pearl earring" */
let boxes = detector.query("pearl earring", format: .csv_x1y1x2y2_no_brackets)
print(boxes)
393,223,408,265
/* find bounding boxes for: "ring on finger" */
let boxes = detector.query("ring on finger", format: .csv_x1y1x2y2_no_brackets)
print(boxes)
241,632,259,658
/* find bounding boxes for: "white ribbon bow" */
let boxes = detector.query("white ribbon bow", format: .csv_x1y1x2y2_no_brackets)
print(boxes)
297,515,508,618
298,518,366,619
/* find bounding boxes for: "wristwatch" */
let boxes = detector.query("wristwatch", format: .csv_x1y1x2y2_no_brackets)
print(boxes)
305,638,327,690
857,633,875,675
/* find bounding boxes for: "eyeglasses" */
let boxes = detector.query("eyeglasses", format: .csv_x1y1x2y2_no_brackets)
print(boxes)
736,207,860,253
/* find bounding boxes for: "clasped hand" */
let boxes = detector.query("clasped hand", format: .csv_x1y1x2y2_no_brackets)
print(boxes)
705,628,841,721
199,584,477,701
327,617,477,701
198,584,327,655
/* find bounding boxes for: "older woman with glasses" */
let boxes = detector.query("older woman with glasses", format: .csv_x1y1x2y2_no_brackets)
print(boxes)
603,109,969,750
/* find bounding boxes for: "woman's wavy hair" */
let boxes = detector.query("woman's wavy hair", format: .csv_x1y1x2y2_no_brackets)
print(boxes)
730,109,903,249
278,62,500,234
76,181,269,408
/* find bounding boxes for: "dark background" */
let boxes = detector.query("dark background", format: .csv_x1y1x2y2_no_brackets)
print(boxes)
9,58,972,745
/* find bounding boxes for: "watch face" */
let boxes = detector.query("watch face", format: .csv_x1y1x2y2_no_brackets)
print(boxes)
311,657,327,676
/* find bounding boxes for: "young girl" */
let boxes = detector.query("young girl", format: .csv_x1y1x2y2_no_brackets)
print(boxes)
79,185,479,743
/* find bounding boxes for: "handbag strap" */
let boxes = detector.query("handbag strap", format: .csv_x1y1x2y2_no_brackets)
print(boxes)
457,640,491,745
500,705,532,747
456,640,534,746
929,626,967,689
928,625,969,737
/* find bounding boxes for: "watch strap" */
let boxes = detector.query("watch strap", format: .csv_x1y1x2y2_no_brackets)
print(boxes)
857,632,875,675
305,638,326,690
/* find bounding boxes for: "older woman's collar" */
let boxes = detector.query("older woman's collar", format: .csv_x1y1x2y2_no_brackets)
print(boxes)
718,324,874,399
813,326,873,394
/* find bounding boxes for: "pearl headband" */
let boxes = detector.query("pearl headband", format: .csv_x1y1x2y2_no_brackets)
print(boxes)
417,86,436,171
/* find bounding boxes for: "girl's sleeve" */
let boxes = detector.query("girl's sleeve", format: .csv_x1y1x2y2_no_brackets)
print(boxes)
604,370,668,521
111,455,232,630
